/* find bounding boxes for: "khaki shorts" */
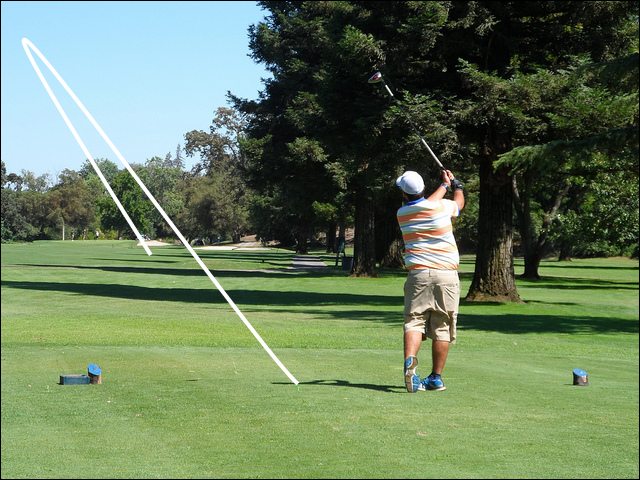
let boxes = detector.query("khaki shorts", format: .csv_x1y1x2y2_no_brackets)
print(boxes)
403,269,460,343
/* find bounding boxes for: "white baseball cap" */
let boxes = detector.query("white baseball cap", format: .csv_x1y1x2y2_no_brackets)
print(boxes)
396,171,425,195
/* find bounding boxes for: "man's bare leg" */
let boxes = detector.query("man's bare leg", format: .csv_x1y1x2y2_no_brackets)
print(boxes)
403,330,423,392
431,340,450,375
404,330,423,359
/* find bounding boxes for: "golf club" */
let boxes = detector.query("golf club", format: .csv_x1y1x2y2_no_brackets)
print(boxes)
368,71,446,172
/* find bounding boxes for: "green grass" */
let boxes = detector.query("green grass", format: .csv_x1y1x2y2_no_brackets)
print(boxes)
2,240,638,478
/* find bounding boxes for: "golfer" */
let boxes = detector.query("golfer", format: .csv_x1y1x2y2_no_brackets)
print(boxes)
396,170,465,392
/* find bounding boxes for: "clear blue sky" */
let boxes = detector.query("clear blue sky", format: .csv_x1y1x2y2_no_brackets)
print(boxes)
1,1,271,180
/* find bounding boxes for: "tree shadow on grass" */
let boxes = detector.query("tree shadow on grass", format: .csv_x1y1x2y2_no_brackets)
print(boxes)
14,263,344,279
102,248,298,268
4,256,638,335
530,263,639,271
96,257,184,265
457,312,638,334
4,278,636,334
273,379,405,393
0,280,400,308
516,276,638,291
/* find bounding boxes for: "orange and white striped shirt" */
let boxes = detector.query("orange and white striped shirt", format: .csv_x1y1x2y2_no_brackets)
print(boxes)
397,198,460,270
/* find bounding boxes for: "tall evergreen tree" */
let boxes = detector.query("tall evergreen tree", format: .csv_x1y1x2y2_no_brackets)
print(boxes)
232,1,638,292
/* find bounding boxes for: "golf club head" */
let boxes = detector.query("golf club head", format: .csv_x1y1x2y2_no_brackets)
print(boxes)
368,72,383,84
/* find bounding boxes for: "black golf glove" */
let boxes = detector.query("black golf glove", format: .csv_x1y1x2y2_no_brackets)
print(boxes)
451,179,464,192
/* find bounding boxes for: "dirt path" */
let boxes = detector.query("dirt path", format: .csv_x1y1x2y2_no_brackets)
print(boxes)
291,255,329,269
137,240,329,270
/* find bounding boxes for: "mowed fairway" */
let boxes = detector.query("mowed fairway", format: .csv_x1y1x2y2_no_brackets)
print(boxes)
1,240,638,479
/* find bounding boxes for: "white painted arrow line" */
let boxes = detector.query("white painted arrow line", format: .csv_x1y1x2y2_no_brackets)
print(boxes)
22,38,298,385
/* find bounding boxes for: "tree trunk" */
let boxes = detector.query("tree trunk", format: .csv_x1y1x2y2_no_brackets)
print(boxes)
512,173,537,278
515,175,571,279
232,227,242,244
558,240,573,261
466,160,522,302
379,236,405,268
326,221,336,254
522,253,542,279
375,193,405,268
295,230,309,254
352,188,378,277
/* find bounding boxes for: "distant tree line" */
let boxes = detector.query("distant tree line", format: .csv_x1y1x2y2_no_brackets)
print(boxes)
2,1,638,303
1,108,251,245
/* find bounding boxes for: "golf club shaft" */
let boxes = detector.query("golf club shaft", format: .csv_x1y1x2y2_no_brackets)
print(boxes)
377,76,446,172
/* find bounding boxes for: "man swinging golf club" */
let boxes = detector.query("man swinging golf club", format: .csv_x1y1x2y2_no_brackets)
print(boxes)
397,169,465,392
368,70,465,391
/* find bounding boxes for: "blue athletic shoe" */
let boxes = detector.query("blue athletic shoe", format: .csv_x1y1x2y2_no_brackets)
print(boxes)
420,373,446,391
404,356,420,393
